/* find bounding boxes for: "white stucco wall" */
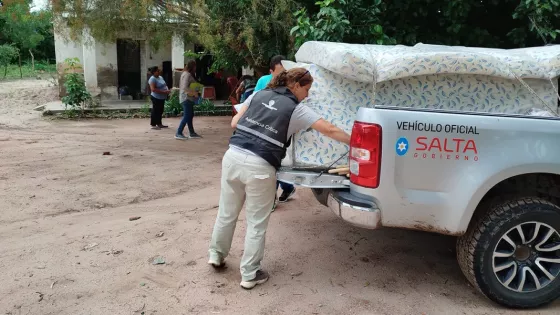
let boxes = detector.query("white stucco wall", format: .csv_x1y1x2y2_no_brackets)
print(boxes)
95,43,118,99
145,40,172,71
95,43,118,68
82,28,98,91
54,23,192,99
54,27,84,65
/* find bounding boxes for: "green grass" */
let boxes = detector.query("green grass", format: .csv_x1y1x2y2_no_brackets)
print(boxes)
1,62,57,80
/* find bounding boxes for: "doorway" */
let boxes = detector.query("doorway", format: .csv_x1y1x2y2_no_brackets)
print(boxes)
117,39,142,99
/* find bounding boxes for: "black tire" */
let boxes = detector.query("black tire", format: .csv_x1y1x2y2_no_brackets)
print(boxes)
457,197,560,309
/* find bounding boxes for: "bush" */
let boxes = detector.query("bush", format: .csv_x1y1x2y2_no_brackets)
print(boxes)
61,58,92,110
0,45,19,78
194,98,216,112
34,62,50,71
164,89,182,116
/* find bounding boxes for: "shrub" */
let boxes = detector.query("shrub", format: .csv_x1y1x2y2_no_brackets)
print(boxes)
61,58,92,110
195,98,215,112
0,45,19,78
164,89,182,116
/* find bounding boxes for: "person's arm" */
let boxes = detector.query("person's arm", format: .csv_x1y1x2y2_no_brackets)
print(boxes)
231,105,249,129
231,93,256,128
184,74,199,97
311,119,351,145
236,81,244,94
289,105,351,145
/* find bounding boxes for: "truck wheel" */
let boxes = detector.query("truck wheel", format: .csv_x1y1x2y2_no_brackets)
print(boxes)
457,197,560,308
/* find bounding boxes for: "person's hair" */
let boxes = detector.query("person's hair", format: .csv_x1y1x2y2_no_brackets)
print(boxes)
267,68,313,89
185,60,196,75
270,55,286,71
148,66,159,75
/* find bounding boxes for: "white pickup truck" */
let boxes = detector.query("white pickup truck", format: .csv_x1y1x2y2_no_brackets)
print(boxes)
278,105,560,309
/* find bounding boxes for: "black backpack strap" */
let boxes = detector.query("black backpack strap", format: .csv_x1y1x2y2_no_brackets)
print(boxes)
285,135,292,148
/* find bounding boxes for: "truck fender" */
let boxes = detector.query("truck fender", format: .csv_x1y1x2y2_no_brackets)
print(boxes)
457,163,560,233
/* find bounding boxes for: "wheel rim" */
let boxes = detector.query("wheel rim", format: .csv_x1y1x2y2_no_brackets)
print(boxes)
493,221,560,293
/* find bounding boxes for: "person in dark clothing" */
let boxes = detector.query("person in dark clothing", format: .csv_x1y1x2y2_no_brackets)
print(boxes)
208,68,351,290
235,75,257,103
148,66,170,130
255,55,295,208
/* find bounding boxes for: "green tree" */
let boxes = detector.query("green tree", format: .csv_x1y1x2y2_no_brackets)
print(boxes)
193,0,298,73
292,0,560,50
52,0,303,73
51,0,197,51
0,0,52,75
32,9,55,63
0,44,19,77
52,0,560,77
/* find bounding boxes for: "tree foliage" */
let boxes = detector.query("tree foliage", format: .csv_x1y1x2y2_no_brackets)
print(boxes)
0,44,19,77
193,0,297,73
292,0,560,50
0,0,55,74
51,0,196,51
52,0,560,75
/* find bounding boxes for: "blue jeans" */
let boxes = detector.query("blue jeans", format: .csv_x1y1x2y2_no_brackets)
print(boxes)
276,181,294,192
177,100,195,136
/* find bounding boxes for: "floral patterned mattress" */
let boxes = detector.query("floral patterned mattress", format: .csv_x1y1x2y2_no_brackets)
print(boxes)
281,42,560,168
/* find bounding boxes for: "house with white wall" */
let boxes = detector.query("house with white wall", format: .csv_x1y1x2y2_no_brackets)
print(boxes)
54,23,195,101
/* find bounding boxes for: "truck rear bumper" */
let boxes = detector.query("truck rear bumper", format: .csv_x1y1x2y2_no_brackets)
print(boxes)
327,190,381,229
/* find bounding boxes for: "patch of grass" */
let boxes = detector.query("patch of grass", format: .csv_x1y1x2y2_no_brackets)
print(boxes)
1,62,57,80
47,96,232,120
47,108,152,120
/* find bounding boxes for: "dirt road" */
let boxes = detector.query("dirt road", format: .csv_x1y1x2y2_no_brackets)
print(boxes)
0,80,558,314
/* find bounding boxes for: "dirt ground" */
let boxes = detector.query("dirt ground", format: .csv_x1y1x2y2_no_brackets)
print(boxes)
0,79,558,315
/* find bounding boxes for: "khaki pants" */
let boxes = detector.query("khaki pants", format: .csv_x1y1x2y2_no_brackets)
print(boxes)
208,148,277,281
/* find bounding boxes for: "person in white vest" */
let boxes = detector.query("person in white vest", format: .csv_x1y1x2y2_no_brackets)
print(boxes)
208,68,350,290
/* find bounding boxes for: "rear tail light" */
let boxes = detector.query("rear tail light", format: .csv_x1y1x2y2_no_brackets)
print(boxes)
349,122,382,188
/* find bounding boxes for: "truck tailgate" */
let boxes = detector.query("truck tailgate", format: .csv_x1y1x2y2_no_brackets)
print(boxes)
277,167,349,189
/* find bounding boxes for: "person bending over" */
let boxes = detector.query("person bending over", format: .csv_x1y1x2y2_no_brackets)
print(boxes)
208,68,350,290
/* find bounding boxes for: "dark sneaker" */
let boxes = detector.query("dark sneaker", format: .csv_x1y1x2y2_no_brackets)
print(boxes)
278,187,296,203
158,124,168,128
240,270,269,290
151,125,161,130
189,133,202,139
175,134,188,140
208,257,226,269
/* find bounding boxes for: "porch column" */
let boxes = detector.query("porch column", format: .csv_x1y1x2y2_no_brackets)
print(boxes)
171,32,185,88
82,27,98,92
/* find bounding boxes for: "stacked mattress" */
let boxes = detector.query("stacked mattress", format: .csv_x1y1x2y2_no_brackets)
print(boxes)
282,41,560,168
